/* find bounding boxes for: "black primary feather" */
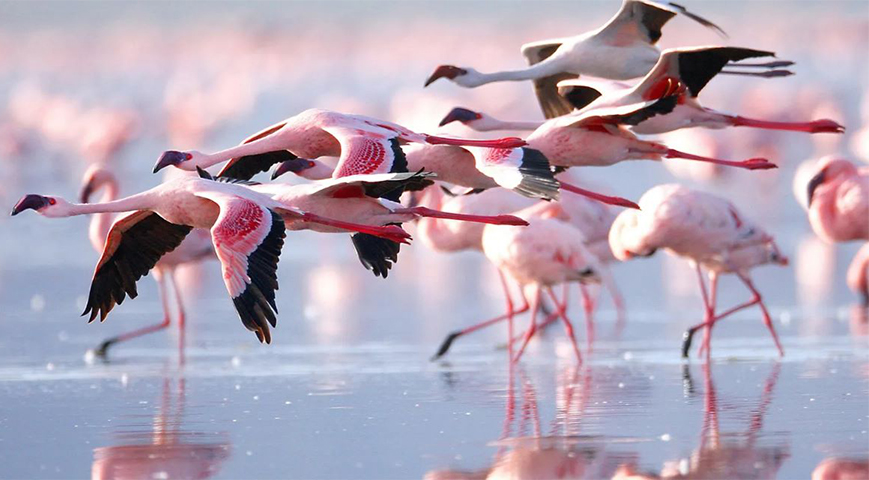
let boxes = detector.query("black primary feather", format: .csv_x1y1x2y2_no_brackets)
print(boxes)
351,231,401,279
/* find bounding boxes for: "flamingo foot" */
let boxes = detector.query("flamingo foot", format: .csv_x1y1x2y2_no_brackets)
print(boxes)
731,116,845,134
559,181,640,209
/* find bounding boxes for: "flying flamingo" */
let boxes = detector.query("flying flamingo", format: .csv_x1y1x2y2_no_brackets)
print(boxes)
152,108,526,195
608,184,788,358
482,201,605,364
438,98,778,172
79,165,215,357
424,0,725,118
555,46,843,135
805,157,869,304
11,174,412,343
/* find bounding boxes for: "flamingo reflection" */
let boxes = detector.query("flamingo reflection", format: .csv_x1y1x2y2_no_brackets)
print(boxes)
614,363,789,479
92,378,230,480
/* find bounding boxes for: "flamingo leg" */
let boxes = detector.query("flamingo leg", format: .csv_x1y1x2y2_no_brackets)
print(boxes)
93,274,172,357
513,286,541,363
663,148,777,170
579,284,596,351
506,286,565,348
298,212,412,244
739,273,784,356
558,181,640,210
698,272,719,359
431,269,529,360
170,270,186,363
423,134,525,149
727,115,844,134
547,287,583,364
391,206,526,226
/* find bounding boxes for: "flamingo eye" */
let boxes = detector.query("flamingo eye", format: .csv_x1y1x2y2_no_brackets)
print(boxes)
185,153,193,160
48,198,56,206
308,161,316,168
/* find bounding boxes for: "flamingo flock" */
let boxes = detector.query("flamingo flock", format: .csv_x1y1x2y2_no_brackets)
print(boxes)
9,0,865,366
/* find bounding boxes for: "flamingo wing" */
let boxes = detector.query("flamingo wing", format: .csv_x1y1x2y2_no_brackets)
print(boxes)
556,95,678,129
470,147,560,200
556,78,632,110
322,125,409,200
193,191,286,344
598,0,725,46
309,171,435,200
83,211,193,322
521,39,577,119
217,120,300,181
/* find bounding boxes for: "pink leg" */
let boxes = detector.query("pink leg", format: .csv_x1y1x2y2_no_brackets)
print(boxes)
559,181,640,210
547,287,583,364
698,272,719,359
681,265,715,358
506,287,565,348
431,269,529,360
739,273,784,356
728,115,844,134
299,212,412,244
579,285,596,351
93,274,172,357
513,287,541,364
664,148,778,171
423,134,525,149
170,271,187,364
392,206,527,226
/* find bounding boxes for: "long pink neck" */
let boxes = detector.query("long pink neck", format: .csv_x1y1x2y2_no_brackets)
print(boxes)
198,129,293,169
474,116,543,132
67,192,152,217
89,181,120,252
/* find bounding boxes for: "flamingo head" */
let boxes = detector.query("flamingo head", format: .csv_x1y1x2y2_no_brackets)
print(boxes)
438,107,483,127
153,150,206,173
11,194,70,218
271,158,318,179
608,209,657,261
807,157,858,206
79,165,117,203
424,65,479,87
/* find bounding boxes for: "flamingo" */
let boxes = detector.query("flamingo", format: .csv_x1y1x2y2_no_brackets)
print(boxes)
79,165,215,357
424,0,725,118
482,201,605,363
805,157,869,304
608,184,788,358
439,97,778,172
426,174,626,360
556,46,843,135
152,108,526,193
11,174,412,343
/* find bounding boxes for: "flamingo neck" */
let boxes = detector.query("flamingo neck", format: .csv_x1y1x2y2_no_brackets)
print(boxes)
68,192,152,216
89,183,120,251
200,129,293,168
473,60,563,86
474,116,543,132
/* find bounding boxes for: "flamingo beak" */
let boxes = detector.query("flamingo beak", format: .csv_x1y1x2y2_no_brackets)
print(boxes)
153,150,187,173
11,194,50,216
271,159,317,180
806,169,826,207
438,107,482,127
424,65,467,87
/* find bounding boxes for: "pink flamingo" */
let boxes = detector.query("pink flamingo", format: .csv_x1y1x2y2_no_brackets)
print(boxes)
80,165,214,357
608,184,788,358
438,99,778,172
482,202,605,363
805,157,869,304
152,108,525,180
424,0,725,118
557,46,843,135
11,174,411,343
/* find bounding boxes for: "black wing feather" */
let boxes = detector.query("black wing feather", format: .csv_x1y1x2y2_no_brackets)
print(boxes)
83,213,192,322
220,150,298,181
351,231,401,279
678,47,775,97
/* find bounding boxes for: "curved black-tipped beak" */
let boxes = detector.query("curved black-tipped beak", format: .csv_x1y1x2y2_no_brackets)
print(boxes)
424,65,467,87
438,107,482,127
11,194,49,216
153,150,187,173
271,159,317,180
807,169,826,207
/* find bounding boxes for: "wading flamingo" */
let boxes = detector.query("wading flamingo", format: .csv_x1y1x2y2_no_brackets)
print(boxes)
608,184,788,358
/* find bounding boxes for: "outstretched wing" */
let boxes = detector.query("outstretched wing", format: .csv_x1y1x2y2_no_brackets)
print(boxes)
521,39,576,119
556,78,632,110
308,171,435,200
556,95,678,129
83,211,192,322
193,191,286,344
322,125,410,201
469,147,560,201
217,120,298,181
597,0,725,46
